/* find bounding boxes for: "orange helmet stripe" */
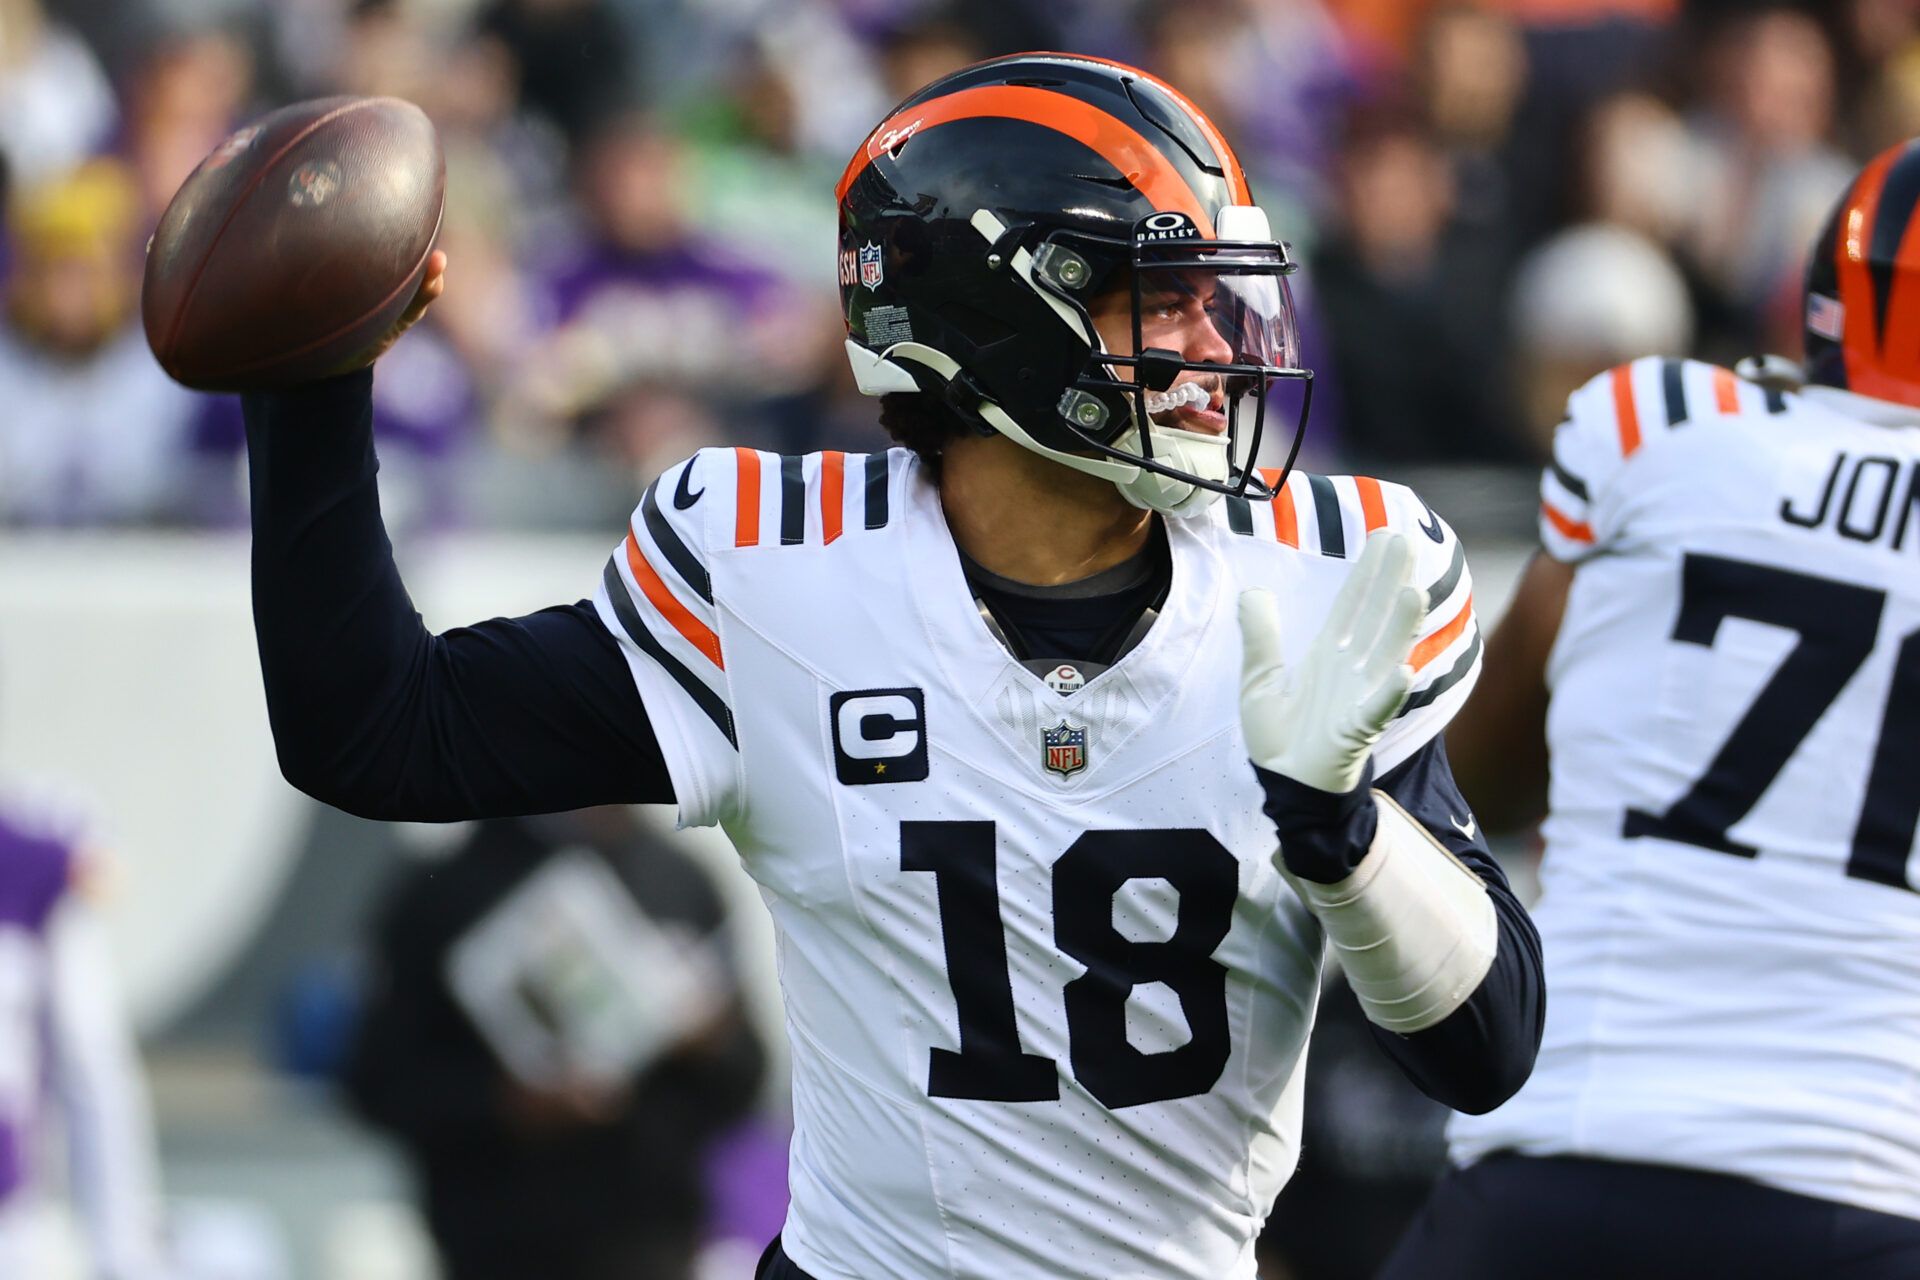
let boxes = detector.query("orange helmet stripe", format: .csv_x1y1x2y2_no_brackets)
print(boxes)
837,84,1216,234
1043,52,1254,206
1838,147,1899,391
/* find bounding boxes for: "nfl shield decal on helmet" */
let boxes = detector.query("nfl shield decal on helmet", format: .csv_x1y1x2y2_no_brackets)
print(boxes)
1043,721,1088,777
859,242,884,290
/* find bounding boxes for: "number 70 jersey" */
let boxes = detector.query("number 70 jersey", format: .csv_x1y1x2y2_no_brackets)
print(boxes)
1452,358,1920,1222
592,448,1480,1280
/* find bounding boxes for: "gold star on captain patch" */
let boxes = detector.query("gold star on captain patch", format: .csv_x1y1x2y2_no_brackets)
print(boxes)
874,761,888,775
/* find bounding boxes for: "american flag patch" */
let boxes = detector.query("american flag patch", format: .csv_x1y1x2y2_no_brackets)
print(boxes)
1807,293,1845,342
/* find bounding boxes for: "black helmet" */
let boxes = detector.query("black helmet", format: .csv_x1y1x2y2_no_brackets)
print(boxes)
836,52,1311,515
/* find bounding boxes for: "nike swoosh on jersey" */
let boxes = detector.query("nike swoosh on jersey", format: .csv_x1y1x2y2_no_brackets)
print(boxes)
673,461,704,509
1450,813,1477,840
1417,500,1445,542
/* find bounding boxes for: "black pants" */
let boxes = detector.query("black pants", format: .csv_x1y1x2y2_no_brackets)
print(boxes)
755,1236,819,1280
1378,1153,1920,1280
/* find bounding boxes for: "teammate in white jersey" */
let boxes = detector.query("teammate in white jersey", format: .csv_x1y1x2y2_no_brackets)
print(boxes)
1382,139,1920,1279
233,55,1543,1279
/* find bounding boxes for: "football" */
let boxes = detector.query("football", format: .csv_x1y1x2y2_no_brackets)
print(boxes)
142,95,445,392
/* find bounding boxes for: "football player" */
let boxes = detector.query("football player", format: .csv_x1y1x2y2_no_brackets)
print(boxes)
240,55,1543,1279
1382,139,1920,1279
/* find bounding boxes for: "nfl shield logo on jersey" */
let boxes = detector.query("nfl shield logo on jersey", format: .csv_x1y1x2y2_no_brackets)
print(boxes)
1042,721,1088,777
859,242,885,290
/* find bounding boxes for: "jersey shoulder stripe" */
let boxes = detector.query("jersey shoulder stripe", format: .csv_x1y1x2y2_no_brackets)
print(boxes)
599,557,737,747
596,452,737,750
1222,473,1479,742
731,448,898,548
1223,469,1403,556
1377,481,1479,724
1542,357,1761,561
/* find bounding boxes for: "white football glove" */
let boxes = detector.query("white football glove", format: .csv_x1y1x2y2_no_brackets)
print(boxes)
1239,530,1427,795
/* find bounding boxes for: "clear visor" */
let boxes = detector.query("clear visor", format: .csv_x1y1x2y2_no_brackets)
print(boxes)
1125,245,1302,374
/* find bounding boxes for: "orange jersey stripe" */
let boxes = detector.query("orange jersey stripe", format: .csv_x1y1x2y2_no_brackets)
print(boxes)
734,447,761,548
1261,469,1299,546
821,451,845,545
1353,476,1389,532
1713,366,1740,413
1541,500,1594,543
625,531,724,668
838,85,1214,232
1610,364,1642,456
1411,593,1473,673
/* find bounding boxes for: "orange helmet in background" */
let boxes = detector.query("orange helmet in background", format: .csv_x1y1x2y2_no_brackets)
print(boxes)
1804,138,1920,408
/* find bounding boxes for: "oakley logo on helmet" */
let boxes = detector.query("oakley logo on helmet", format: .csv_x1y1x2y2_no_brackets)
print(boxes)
1135,212,1200,243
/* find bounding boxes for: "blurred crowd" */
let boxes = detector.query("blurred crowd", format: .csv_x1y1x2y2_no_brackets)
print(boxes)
1,0,1915,533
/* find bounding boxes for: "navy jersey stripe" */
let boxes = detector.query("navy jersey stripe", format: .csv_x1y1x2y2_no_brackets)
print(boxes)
1765,386,1788,414
1548,455,1590,503
1424,540,1467,611
1399,628,1483,715
601,559,737,747
1225,495,1253,535
1662,359,1689,427
780,456,805,545
641,478,712,603
1307,473,1345,557
864,453,890,529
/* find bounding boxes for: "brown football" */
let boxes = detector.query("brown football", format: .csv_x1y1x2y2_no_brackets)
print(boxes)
142,96,445,391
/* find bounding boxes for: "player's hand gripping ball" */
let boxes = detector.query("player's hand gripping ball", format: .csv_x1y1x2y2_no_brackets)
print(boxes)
142,95,445,391
1239,531,1427,795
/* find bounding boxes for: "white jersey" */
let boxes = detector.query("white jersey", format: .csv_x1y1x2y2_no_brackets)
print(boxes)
1451,357,1920,1221
593,449,1481,1280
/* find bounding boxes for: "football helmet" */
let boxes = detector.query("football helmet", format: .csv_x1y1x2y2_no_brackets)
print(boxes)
1804,137,1920,408
836,52,1311,516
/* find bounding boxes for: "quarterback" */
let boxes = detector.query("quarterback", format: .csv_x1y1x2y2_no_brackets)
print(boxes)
242,56,1542,1279
1383,139,1920,1279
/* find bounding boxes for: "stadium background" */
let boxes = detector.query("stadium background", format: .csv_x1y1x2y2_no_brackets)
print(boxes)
0,0,1907,1275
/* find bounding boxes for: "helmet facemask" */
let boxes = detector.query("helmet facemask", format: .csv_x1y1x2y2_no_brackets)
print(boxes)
991,207,1314,516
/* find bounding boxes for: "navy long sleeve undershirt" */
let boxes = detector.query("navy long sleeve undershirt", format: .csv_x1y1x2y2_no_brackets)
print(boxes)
244,372,1540,1113
244,370,672,820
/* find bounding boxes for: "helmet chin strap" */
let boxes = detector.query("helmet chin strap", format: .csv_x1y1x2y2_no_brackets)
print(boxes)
974,400,1231,516
1110,425,1232,517
853,338,1236,518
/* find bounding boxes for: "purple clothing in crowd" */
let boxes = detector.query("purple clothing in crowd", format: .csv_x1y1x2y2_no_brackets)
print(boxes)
0,812,72,934
529,235,792,387
0,810,74,1203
